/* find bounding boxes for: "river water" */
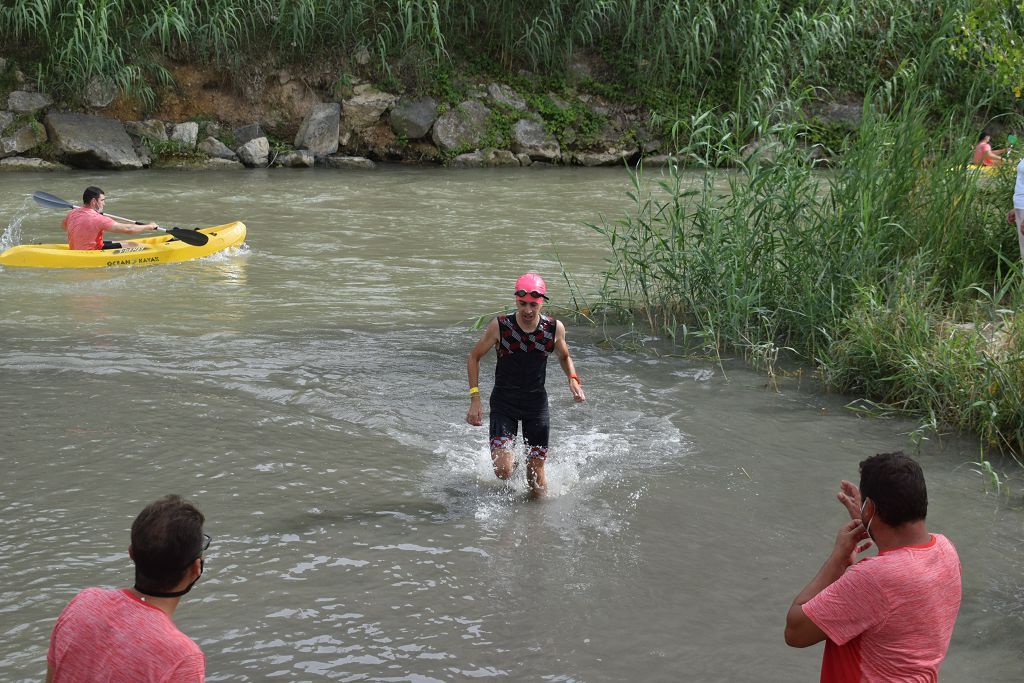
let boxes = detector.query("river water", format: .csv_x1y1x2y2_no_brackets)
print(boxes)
1,167,1022,681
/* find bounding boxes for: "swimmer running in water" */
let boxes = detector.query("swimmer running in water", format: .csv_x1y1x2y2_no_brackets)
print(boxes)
465,273,586,496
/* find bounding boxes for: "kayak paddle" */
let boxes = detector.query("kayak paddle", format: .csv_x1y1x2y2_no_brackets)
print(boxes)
32,191,209,247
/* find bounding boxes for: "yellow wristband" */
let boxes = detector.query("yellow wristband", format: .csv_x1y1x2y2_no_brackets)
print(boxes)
470,386,479,395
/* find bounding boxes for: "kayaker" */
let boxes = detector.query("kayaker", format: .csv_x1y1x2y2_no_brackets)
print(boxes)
46,495,209,682
465,273,586,497
972,131,1008,167
785,452,962,681
63,186,157,250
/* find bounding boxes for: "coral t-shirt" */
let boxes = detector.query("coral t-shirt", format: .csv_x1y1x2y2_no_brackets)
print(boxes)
47,587,205,682
63,207,115,250
972,141,994,165
803,534,961,682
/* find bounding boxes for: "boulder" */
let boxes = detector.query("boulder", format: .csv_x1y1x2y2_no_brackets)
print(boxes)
0,122,47,158
819,102,862,130
450,148,522,168
572,150,633,167
84,76,117,108
273,150,315,167
431,100,491,153
319,155,377,170
343,85,398,131
390,97,438,139
640,154,676,168
236,136,269,167
124,120,167,142
44,112,142,169
233,123,265,146
170,122,199,148
739,138,784,165
511,119,560,162
516,153,533,167
0,157,69,172
488,83,527,111
198,136,238,161
0,111,13,133
202,158,245,170
294,102,340,156
8,90,52,114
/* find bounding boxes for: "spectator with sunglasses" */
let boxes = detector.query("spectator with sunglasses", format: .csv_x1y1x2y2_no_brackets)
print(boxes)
46,495,209,682
466,273,586,496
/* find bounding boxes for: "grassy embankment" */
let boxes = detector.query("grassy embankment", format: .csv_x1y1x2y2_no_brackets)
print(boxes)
3,1,1024,476
577,6,1024,483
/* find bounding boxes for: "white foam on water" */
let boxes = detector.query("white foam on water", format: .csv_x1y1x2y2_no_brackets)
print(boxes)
0,196,34,252
424,409,689,537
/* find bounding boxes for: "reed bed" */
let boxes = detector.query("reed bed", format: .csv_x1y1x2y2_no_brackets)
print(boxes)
0,0,996,113
588,30,1024,458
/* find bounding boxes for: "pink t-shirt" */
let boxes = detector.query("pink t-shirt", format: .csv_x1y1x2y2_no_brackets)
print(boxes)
63,207,115,250
972,141,994,165
803,534,961,682
47,588,205,682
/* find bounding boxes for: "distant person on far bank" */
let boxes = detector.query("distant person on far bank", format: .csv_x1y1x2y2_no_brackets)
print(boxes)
784,451,962,681
63,186,156,250
46,494,209,682
972,131,1008,166
466,273,586,497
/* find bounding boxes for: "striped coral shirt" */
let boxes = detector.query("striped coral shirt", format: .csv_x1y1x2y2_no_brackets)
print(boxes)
48,587,205,682
803,534,961,682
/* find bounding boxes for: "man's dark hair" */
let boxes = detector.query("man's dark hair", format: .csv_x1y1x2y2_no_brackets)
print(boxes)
83,186,104,205
859,451,927,526
131,495,205,592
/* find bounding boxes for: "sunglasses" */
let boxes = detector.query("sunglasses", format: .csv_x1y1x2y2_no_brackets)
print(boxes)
183,533,212,568
515,289,549,300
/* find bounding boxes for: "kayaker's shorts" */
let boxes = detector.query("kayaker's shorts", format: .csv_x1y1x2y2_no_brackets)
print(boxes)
489,412,549,460
101,241,124,249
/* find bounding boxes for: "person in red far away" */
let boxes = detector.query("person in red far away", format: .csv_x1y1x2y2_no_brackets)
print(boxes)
63,186,157,250
466,273,586,497
785,451,962,682
46,495,209,682
972,131,1008,167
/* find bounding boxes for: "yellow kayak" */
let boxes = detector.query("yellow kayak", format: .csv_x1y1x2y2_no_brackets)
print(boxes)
0,221,246,268
964,164,999,176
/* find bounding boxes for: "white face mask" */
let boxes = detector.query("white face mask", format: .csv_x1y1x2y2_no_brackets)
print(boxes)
860,498,874,541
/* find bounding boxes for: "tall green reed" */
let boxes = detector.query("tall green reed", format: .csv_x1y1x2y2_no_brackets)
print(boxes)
587,14,1024,455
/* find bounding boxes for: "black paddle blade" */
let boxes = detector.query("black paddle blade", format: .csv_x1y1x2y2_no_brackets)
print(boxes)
33,191,75,210
166,227,209,246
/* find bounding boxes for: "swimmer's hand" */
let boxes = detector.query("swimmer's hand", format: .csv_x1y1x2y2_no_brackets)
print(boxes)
466,400,484,426
570,377,585,402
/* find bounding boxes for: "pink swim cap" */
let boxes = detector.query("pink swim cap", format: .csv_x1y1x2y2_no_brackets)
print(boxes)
514,273,548,301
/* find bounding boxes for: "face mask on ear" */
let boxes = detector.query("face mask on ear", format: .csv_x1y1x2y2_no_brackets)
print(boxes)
860,498,874,541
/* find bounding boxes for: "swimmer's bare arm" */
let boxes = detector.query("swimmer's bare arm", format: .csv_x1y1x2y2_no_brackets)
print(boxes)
466,319,499,426
554,320,585,402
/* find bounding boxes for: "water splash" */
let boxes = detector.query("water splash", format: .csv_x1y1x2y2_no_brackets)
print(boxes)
0,195,35,252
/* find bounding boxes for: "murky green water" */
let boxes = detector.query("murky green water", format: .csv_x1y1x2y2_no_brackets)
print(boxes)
1,167,1022,681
